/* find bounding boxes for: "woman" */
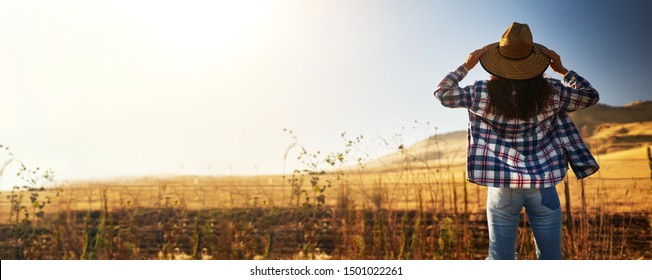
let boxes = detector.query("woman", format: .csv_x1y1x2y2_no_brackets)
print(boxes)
434,22,600,260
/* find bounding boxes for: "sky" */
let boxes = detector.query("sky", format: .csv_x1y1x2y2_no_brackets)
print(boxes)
1,0,651,186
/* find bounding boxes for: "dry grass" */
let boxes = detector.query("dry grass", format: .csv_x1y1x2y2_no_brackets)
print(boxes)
0,145,650,260
1,123,650,260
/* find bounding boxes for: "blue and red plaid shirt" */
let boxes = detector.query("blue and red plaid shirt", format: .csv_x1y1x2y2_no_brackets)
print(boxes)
434,66,600,188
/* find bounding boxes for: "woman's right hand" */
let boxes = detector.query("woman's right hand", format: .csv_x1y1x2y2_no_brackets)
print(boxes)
541,49,569,76
463,47,488,71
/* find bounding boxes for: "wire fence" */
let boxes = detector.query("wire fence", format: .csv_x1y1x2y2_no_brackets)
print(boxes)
0,175,650,260
1,175,648,223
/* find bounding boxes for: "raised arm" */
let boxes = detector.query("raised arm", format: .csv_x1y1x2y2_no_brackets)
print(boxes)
434,66,474,108
434,47,487,109
542,49,599,112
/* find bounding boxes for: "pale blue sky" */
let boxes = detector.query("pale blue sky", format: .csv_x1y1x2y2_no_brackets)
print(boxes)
1,0,650,184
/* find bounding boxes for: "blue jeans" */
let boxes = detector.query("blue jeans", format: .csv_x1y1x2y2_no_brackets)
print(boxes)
486,187,562,260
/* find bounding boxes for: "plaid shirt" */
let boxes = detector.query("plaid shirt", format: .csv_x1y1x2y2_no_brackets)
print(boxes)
434,66,600,188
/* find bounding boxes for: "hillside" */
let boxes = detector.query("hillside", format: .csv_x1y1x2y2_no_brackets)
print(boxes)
586,121,652,154
370,101,652,169
569,100,652,135
369,130,467,170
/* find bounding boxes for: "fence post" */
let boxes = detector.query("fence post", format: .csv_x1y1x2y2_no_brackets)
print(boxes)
580,179,586,234
647,146,652,191
451,173,458,215
476,179,481,210
463,172,468,219
563,176,574,252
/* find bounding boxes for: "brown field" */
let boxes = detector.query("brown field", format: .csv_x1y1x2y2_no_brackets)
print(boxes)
2,110,651,260
0,143,650,260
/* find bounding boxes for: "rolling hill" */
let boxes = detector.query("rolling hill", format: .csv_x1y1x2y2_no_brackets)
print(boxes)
569,100,652,135
369,101,652,171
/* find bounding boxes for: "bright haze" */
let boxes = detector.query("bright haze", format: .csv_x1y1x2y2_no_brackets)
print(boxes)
1,0,651,186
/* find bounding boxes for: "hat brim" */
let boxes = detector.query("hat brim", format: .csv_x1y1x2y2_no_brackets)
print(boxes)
480,42,550,80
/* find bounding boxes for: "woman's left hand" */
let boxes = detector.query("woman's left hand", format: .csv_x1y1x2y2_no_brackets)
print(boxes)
463,47,488,71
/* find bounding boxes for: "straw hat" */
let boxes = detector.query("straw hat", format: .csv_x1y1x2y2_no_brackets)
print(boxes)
480,22,550,80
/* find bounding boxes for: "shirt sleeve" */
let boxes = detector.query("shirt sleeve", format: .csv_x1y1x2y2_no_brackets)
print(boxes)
434,65,476,109
558,70,600,112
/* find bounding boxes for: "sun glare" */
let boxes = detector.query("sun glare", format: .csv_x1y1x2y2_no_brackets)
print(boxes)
124,0,275,57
